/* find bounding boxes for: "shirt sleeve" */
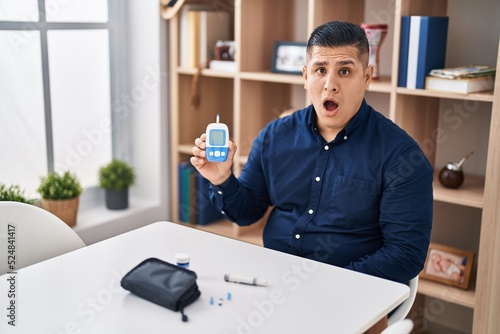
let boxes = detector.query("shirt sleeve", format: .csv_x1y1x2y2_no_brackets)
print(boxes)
209,130,271,226
344,142,434,283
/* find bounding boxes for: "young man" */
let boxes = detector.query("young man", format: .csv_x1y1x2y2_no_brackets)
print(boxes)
191,21,433,283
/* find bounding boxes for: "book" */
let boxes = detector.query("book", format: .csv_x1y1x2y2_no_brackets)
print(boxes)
405,16,449,89
209,60,237,72
180,6,231,68
405,16,421,88
178,161,196,223
187,10,201,68
178,162,223,225
178,162,188,222
429,65,496,79
425,75,495,94
179,4,212,67
397,16,411,87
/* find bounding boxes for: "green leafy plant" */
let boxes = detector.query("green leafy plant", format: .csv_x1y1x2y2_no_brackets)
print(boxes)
98,159,136,191
0,183,35,204
37,171,82,200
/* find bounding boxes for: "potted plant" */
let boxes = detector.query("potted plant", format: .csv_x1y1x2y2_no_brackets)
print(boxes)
0,183,35,204
37,171,82,227
98,159,135,210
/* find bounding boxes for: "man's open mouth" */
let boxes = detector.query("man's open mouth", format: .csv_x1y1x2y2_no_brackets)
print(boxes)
324,99,339,111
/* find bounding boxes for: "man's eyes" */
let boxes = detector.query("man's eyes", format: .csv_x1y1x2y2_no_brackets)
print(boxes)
314,68,351,75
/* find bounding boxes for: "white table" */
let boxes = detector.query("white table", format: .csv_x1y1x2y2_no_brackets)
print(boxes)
0,221,409,333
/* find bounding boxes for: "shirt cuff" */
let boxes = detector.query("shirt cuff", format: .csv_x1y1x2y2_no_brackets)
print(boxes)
211,173,238,194
210,173,239,221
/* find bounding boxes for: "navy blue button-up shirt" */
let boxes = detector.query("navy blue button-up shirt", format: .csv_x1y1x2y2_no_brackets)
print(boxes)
210,100,433,283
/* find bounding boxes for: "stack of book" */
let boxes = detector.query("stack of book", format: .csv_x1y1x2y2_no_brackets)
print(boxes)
178,161,223,225
398,16,449,89
180,5,232,68
425,65,496,94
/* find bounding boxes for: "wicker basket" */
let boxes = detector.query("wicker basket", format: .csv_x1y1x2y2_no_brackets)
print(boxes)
41,197,79,227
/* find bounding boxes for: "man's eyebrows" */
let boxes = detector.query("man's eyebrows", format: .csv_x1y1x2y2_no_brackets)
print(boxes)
336,59,356,66
311,59,356,66
312,60,329,66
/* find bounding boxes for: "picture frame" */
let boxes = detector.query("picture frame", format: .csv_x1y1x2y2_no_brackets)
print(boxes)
420,243,475,290
271,41,307,75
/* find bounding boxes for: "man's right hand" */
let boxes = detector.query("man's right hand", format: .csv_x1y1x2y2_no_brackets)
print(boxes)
190,133,237,185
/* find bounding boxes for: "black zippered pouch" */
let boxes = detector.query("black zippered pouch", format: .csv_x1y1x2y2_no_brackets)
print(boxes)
121,257,201,322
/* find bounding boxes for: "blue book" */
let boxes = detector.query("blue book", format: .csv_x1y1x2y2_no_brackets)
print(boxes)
397,16,411,87
178,162,185,222
196,173,224,225
178,161,195,223
406,16,449,89
415,16,449,88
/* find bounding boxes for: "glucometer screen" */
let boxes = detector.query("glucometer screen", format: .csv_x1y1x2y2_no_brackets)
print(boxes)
209,130,226,146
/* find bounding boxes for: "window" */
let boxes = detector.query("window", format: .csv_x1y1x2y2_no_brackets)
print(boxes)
0,0,117,198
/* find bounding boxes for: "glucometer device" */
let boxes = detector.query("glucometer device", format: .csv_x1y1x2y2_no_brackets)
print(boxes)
206,114,229,162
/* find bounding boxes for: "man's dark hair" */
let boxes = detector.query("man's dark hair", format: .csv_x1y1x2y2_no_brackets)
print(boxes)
306,21,369,66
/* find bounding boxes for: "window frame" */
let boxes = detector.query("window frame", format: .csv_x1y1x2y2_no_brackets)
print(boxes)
0,0,128,196
0,0,117,176
1,1,169,244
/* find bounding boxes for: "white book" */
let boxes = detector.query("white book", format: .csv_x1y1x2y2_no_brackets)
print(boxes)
406,16,421,89
179,4,213,67
209,60,236,72
425,75,495,94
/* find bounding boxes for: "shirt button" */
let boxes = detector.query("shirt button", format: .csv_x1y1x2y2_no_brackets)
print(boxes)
324,145,329,151
217,190,223,195
315,176,320,182
221,210,225,215
295,234,300,239
344,135,348,140
308,209,314,214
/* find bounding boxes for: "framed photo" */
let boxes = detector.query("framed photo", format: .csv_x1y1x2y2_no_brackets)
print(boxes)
420,243,475,289
271,41,307,75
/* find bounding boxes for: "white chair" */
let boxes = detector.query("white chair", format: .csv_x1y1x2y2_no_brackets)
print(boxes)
381,319,414,334
0,201,85,275
387,275,419,325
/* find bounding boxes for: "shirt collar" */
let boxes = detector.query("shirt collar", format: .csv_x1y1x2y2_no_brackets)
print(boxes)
343,99,369,137
307,99,370,140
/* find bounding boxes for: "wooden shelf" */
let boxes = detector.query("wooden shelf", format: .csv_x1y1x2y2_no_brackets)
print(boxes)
433,172,485,209
178,144,193,155
418,277,475,309
240,71,304,85
396,87,494,103
177,67,236,79
368,76,392,93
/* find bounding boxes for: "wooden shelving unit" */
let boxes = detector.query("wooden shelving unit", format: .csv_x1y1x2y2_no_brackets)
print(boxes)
165,0,500,332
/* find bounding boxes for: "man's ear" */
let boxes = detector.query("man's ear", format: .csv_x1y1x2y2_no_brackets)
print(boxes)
364,64,373,88
302,66,308,89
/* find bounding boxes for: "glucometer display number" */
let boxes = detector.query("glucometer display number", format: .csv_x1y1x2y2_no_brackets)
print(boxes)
209,129,226,146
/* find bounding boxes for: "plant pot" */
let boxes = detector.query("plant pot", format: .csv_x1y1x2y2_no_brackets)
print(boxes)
105,188,129,210
41,197,79,227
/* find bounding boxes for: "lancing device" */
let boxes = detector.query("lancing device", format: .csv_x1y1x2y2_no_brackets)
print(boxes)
224,274,267,287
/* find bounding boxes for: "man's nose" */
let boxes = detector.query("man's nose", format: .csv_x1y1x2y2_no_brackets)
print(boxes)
324,74,338,92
